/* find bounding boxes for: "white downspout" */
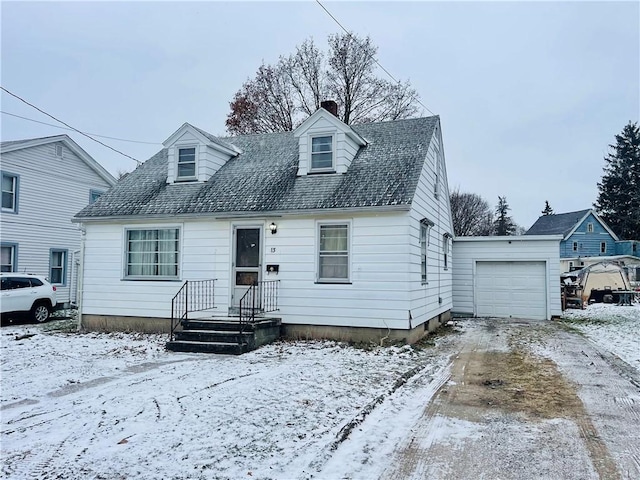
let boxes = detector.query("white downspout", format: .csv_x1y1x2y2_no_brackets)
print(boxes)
76,224,86,331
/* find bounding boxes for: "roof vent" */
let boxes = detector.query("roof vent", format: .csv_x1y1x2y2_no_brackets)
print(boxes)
320,100,338,117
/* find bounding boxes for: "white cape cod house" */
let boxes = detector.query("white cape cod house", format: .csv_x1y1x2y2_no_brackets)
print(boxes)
73,108,454,348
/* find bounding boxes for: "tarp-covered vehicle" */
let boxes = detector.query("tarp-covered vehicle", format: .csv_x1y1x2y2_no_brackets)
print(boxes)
561,262,632,304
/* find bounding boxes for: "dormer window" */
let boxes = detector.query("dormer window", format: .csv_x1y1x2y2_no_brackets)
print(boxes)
310,135,334,172
177,147,196,180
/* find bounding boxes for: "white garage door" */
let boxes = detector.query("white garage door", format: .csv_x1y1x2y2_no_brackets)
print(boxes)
476,261,547,320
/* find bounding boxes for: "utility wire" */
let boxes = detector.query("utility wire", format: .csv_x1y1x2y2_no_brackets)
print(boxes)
1,86,142,164
314,0,437,117
1,110,160,145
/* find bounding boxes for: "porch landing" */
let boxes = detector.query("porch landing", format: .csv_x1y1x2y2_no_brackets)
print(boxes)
166,317,282,355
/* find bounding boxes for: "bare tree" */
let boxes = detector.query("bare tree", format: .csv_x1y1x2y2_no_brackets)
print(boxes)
226,32,419,135
449,189,494,236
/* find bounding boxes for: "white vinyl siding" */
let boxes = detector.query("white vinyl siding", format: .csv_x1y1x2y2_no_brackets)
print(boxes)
81,214,414,329
1,171,19,213
452,237,561,320
49,249,68,285
408,124,454,328
0,143,113,304
317,223,349,282
125,228,180,279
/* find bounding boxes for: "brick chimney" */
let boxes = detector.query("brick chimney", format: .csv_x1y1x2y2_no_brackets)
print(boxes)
320,100,338,117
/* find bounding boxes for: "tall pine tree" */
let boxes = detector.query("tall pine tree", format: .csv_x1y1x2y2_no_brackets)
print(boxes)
541,200,554,215
594,121,640,239
494,196,516,235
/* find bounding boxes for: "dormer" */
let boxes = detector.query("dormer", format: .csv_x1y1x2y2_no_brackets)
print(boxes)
163,123,240,184
293,104,367,176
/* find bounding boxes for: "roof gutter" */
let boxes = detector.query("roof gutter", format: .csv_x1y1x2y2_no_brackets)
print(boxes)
72,204,412,224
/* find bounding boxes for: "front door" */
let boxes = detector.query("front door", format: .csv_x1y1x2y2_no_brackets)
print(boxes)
232,226,261,309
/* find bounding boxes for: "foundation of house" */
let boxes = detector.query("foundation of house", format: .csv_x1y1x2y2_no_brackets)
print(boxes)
81,310,451,345
282,310,451,345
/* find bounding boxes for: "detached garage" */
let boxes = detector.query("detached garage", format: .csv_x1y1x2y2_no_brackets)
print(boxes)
452,236,562,320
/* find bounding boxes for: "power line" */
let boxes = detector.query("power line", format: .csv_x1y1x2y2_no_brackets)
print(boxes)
1,110,161,145
1,86,142,164
314,0,437,117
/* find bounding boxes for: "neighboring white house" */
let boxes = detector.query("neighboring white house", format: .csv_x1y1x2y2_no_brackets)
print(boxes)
1,135,116,307
73,108,455,343
451,236,563,320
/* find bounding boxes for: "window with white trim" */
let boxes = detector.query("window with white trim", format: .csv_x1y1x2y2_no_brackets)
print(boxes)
49,249,67,285
177,147,196,179
572,241,578,252
420,219,433,284
126,228,180,279
1,244,17,272
600,242,606,254
310,135,334,172
1,172,18,213
587,222,594,233
317,223,349,282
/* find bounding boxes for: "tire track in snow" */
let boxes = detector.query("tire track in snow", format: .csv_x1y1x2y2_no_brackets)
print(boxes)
380,324,488,480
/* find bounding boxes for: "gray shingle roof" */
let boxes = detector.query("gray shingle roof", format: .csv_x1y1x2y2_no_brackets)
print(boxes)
75,116,438,219
525,209,591,236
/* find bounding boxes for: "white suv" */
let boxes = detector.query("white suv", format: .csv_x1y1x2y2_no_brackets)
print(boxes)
1,273,57,323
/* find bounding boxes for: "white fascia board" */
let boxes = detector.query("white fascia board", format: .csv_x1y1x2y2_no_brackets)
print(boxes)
1,135,69,153
162,123,239,157
453,235,564,242
293,109,367,146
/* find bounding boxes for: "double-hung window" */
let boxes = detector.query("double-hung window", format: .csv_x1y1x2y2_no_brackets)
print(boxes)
1,244,17,272
420,219,433,284
126,228,180,279
318,223,349,282
1,172,18,213
572,241,578,252
600,242,606,254
587,222,594,233
310,136,334,172
177,147,196,180
49,249,67,285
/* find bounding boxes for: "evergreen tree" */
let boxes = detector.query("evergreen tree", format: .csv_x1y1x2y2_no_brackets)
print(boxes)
541,200,554,216
594,121,640,239
494,196,516,235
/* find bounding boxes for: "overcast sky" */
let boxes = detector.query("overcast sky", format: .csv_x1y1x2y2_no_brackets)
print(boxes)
1,1,638,229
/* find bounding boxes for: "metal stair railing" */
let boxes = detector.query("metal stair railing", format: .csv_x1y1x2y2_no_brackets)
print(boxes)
170,279,216,341
238,279,280,337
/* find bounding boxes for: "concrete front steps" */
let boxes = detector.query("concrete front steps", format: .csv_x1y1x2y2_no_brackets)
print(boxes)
166,317,281,355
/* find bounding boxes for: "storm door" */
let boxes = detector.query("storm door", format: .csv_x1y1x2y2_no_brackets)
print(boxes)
231,227,262,308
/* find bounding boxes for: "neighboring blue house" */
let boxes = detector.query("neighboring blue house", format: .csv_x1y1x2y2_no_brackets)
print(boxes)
526,209,640,276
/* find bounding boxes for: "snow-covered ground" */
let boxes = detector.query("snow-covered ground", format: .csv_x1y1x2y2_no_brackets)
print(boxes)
559,302,640,370
1,320,455,479
2,304,638,479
